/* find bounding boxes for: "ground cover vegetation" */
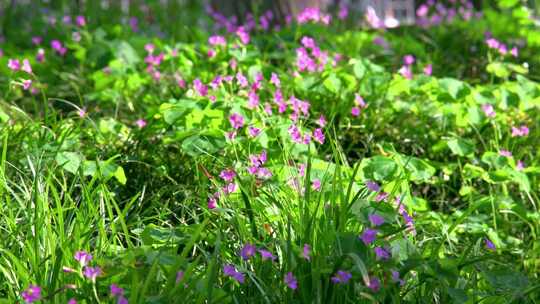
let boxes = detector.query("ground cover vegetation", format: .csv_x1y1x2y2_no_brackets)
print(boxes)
0,0,539,303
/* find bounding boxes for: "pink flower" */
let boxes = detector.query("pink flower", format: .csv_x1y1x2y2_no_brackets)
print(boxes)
22,285,41,303
317,115,327,127
236,26,250,44
482,104,495,118
351,107,360,117
499,149,512,157
68,298,77,304
219,169,236,182
193,79,208,96
207,49,216,58
22,79,32,90
76,15,86,27
416,4,429,17
74,251,93,266
236,72,248,88
135,119,147,128
270,72,280,87
398,65,413,79
247,90,259,109
248,126,261,137
208,35,226,46
338,4,349,20
302,244,311,260
313,128,325,144
36,49,45,62
284,272,298,290
511,125,529,137
83,266,102,281
403,55,415,66
517,160,525,171
486,38,500,49
311,179,321,191
7,59,20,71
510,47,519,57
229,113,244,129
21,59,32,74
208,194,218,209
424,64,432,76
375,192,389,202
144,43,155,54
31,36,43,45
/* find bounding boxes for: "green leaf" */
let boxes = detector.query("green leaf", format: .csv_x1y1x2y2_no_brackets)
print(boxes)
114,166,127,185
361,156,398,181
439,78,469,100
447,138,475,157
323,73,342,93
55,152,84,174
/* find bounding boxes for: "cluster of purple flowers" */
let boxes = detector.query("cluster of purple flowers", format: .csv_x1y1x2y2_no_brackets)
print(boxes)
416,0,482,27
485,37,519,57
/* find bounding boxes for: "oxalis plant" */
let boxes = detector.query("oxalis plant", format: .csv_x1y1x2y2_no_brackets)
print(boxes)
0,1,539,303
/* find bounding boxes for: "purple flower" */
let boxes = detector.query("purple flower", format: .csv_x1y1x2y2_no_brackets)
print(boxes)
374,246,391,260
21,285,41,303
360,229,377,245
110,284,124,297
365,181,380,192
391,270,405,286
83,266,102,281
302,244,311,260
317,115,327,127
68,298,77,304
223,264,245,283
367,277,380,292
482,104,495,118
331,270,352,284
368,214,385,226
74,251,93,266
284,272,298,290
240,243,256,260
219,169,236,182
176,271,185,284
485,238,496,251
258,249,276,261
229,113,244,129
486,38,500,49
118,297,128,304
